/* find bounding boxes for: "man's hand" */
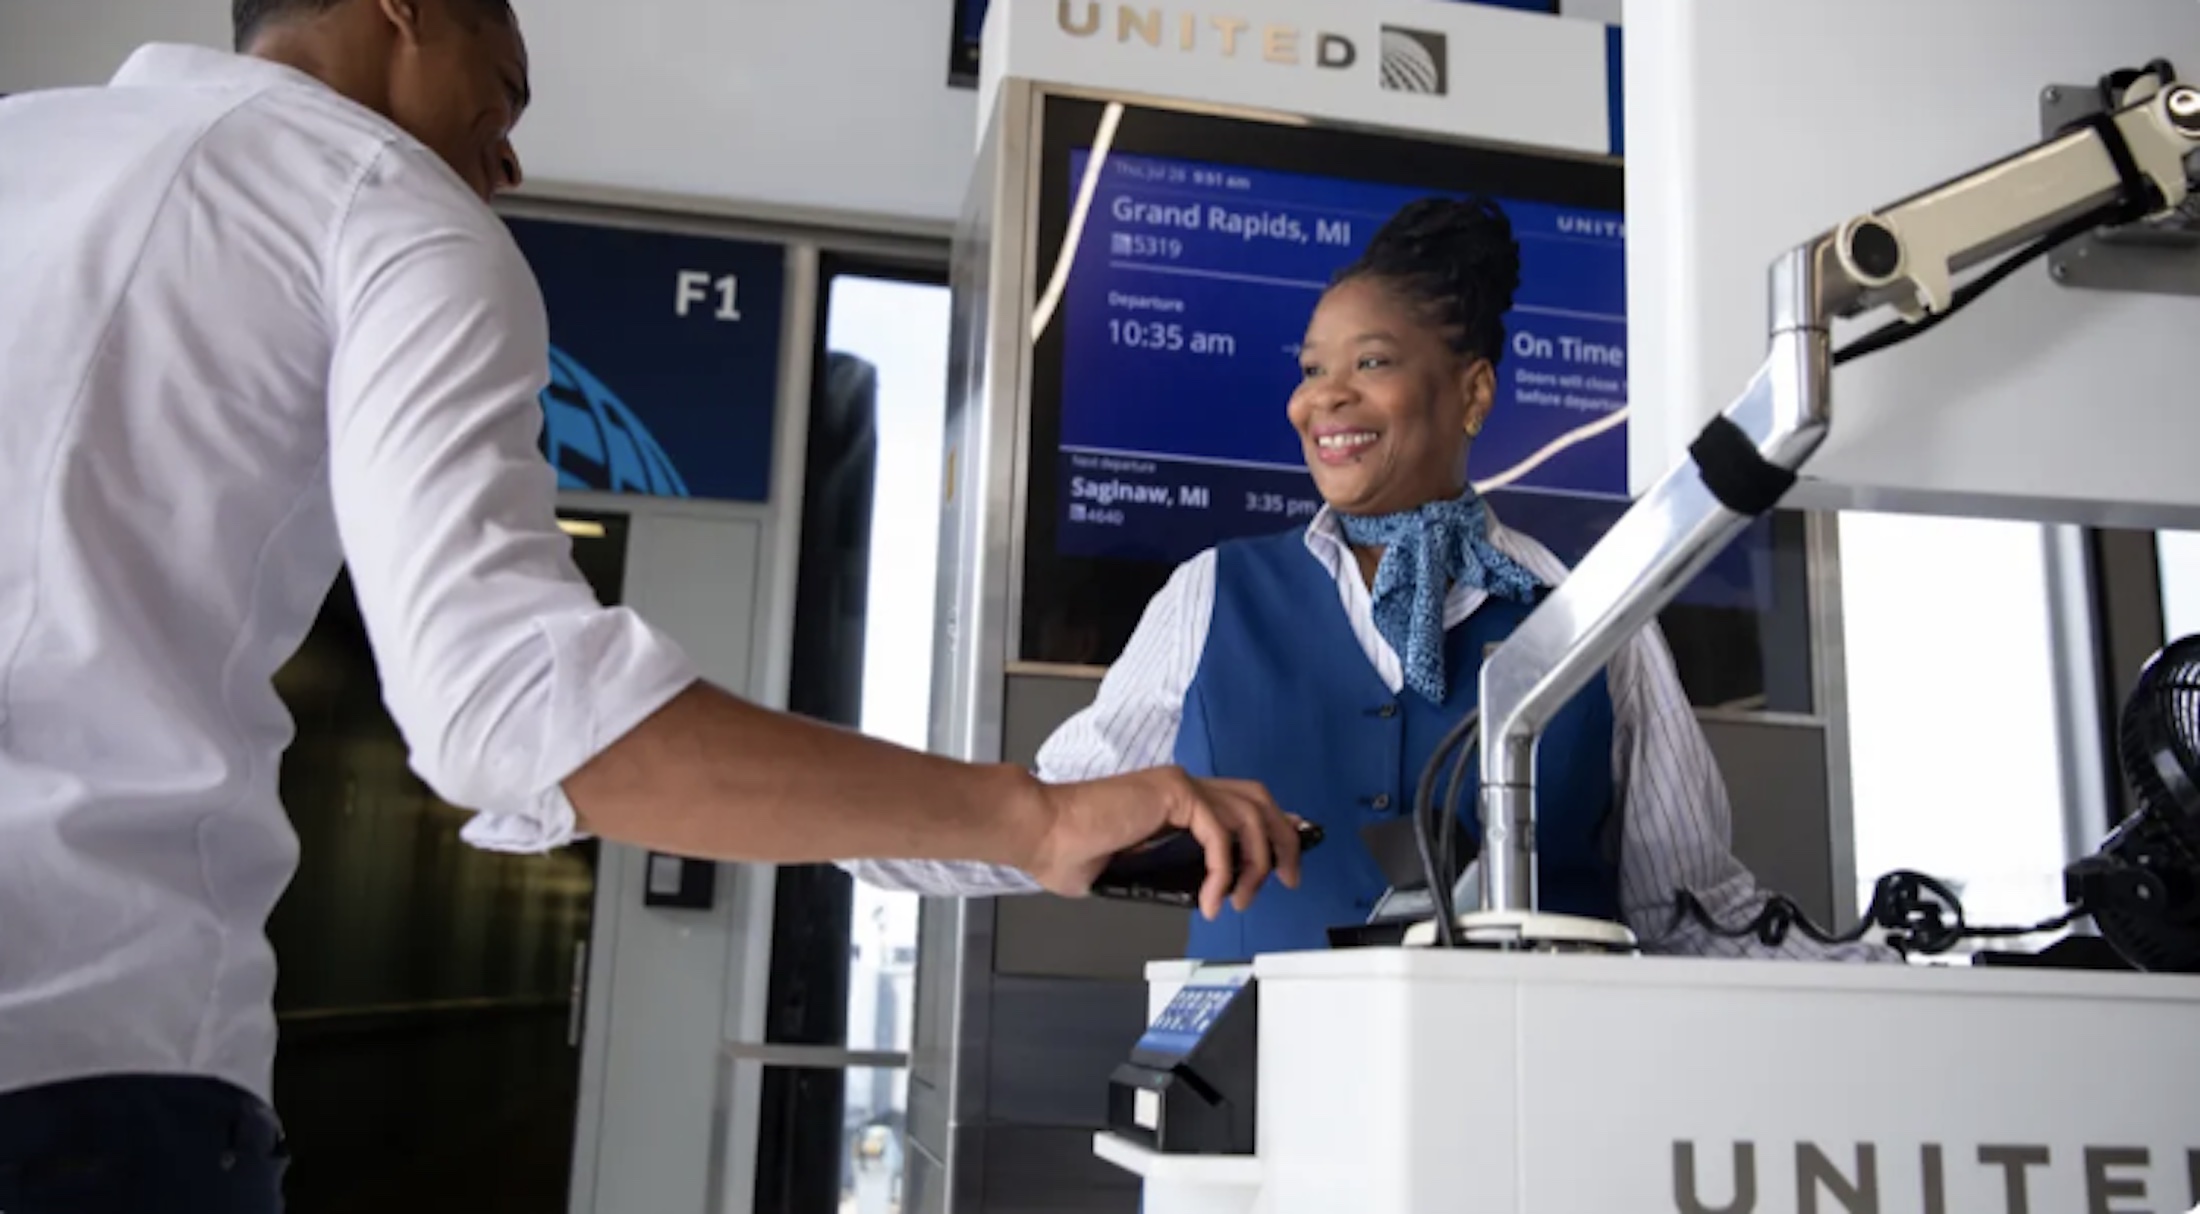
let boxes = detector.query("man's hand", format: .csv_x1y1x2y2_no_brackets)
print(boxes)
1018,767,1303,920
559,685,1297,910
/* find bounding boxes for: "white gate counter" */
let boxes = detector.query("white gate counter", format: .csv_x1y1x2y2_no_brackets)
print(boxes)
1103,951,2200,1213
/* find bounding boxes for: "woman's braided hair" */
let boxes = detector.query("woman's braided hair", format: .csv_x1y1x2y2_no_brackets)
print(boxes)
1331,195,1522,366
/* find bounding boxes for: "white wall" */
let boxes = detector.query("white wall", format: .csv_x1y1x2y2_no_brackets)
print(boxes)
0,0,227,87
512,0,973,220
1623,0,2200,525
0,0,979,223
2,1,1633,223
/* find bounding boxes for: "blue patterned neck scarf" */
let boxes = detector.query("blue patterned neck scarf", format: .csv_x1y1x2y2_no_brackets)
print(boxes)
1337,491,1542,704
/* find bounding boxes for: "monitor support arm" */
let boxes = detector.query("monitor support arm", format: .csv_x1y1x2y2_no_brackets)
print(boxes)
1471,70,2200,931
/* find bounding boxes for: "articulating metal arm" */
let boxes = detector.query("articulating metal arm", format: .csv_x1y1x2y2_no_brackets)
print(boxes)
1472,72,2200,925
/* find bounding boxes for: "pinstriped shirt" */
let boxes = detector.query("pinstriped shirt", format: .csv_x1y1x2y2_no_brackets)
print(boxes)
848,507,1894,962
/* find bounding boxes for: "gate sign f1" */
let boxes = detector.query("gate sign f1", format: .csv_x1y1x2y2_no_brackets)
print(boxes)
503,216,786,504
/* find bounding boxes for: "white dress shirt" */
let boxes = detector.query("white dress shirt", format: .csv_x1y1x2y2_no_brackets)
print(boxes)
0,45,697,1104
848,508,1893,963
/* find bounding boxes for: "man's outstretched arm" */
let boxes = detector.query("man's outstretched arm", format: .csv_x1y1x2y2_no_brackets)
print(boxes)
566,683,1300,915
323,149,1297,918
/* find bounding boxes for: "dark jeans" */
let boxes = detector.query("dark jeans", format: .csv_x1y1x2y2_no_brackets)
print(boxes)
0,1075,287,1214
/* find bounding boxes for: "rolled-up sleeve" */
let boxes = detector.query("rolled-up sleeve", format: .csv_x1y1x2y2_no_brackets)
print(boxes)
323,145,699,852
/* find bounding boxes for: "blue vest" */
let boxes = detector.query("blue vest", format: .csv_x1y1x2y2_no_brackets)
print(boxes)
1174,531,1622,960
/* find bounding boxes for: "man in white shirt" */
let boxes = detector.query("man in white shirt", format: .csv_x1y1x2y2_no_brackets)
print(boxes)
0,1,1301,1208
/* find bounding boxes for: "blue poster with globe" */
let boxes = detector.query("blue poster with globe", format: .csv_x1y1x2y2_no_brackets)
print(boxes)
503,215,787,503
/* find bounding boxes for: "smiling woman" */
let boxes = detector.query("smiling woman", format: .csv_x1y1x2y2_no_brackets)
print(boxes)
1289,196,1516,521
844,195,1894,966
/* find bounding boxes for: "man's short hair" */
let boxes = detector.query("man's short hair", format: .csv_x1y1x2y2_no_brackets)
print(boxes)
233,0,514,52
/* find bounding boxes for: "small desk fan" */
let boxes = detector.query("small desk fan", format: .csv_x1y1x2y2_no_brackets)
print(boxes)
2065,634,2200,973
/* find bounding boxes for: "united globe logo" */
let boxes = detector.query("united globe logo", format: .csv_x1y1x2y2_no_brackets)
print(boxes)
1378,25,1448,96
537,346,690,497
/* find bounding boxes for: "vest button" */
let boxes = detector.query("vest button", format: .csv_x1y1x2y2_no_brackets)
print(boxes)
1377,703,1398,718
1371,794,1392,811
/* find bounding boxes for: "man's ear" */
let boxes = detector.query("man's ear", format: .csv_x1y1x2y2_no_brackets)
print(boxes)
376,0,426,43
1460,358,1497,437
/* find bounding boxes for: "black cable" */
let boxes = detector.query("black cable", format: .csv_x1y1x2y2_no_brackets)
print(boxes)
1669,869,2087,958
2097,58,2177,113
1433,693,1480,889
1831,205,2110,367
1410,720,1460,948
1439,714,1476,895
1410,707,1480,949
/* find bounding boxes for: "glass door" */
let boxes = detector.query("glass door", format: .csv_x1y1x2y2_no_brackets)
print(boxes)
750,263,950,1214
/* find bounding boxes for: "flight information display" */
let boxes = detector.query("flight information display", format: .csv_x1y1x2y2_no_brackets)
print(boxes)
1015,97,1804,701
1054,148,1628,566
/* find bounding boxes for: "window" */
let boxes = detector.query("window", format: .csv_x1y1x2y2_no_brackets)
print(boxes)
841,272,949,1208
757,265,950,1214
2156,530,2200,645
1839,512,2073,940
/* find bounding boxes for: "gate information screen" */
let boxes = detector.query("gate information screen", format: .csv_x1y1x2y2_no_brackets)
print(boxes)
1016,96,1805,716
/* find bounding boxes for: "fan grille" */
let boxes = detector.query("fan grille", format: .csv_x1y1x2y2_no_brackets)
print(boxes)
2098,638,2200,972
2117,641,2200,849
